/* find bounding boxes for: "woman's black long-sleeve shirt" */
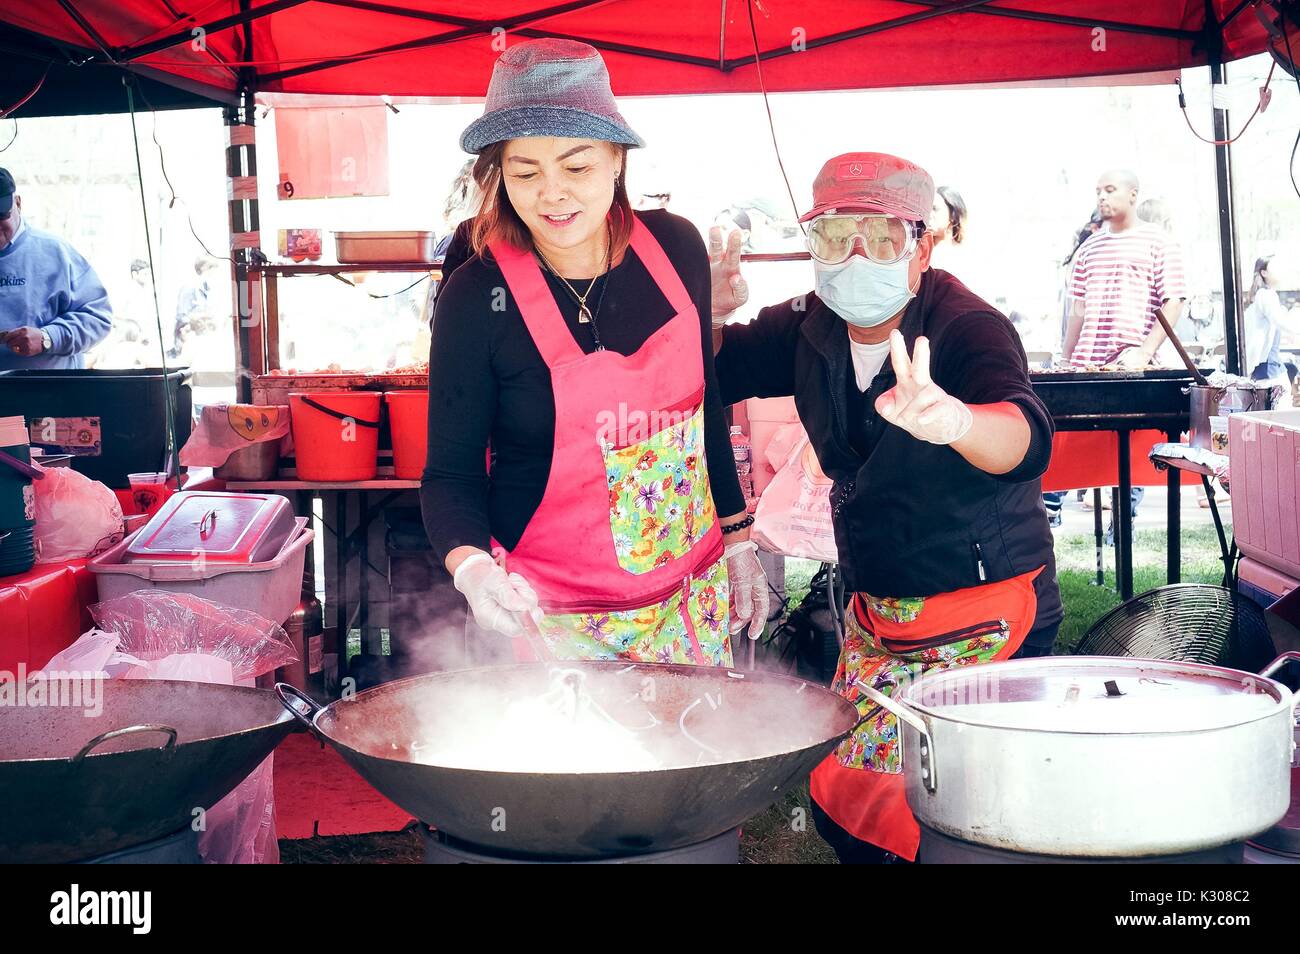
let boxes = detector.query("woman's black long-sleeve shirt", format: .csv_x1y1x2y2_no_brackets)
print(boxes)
420,209,745,564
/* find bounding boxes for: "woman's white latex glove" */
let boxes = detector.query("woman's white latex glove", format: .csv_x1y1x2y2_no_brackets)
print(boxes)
875,330,973,446
708,226,749,329
725,539,770,640
452,552,541,638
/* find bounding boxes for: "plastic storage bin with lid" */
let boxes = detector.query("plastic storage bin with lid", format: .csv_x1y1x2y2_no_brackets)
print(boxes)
1230,410,1300,580
88,491,312,625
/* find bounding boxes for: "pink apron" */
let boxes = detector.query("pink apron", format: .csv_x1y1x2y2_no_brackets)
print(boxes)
489,217,730,665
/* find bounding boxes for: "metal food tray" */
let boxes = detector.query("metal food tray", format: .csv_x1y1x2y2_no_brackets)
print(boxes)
334,230,437,264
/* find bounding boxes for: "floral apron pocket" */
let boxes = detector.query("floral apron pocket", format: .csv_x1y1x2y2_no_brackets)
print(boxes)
833,600,1011,774
534,556,733,666
601,391,716,575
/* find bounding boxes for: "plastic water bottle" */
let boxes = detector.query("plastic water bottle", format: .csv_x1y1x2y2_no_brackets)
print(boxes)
730,425,755,506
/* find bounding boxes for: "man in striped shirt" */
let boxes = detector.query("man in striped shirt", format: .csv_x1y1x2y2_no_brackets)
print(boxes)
1063,169,1187,369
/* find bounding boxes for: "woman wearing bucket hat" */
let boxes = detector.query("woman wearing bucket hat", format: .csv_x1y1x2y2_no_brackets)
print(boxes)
420,39,768,665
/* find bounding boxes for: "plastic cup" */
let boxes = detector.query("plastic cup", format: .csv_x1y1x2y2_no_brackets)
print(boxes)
128,471,170,517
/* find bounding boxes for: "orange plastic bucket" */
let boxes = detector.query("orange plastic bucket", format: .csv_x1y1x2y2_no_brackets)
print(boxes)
289,391,381,481
384,390,429,480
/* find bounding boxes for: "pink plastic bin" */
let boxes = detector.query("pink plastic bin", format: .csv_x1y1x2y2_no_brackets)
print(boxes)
1229,410,1300,580
1238,556,1300,604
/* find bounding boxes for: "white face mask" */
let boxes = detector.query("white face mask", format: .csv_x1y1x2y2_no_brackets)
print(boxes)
814,256,916,328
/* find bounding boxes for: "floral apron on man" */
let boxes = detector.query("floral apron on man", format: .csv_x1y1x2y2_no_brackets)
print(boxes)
809,567,1042,859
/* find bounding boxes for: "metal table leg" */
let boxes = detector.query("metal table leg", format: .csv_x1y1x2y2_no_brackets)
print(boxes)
1166,427,1181,584
1092,488,1105,587
359,498,378,657
335,490,348,681
1117,433,1134,600
1201,475,1234,586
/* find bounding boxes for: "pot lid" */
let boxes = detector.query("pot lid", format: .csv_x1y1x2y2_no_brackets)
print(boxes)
901,657,1291,734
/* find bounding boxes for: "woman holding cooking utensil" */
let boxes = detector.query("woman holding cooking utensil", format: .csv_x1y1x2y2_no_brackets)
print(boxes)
420,39,768,666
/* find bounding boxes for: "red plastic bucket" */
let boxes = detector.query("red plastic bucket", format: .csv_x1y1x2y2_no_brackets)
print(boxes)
289,392,381,481
384,390,429,480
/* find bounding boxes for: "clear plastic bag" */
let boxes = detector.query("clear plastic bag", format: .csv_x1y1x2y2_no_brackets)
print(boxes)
31,465,124,563
88,590,298,681
86,590,295,863
198,752,279,865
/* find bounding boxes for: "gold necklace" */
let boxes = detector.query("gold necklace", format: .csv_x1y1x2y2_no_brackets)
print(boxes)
536,234,610,324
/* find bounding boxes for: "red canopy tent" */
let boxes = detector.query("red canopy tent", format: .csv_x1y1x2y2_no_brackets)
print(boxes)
2,1,1295,600
0,1,1283,100
2,0,1296,378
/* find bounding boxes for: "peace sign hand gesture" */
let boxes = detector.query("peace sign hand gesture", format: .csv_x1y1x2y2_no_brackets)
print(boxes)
708,226,749,329
874,330,973,446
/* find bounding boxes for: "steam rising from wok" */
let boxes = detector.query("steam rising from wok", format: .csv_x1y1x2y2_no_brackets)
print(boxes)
323,663,850,775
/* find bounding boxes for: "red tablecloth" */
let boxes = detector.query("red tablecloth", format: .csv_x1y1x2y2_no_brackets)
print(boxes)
1042,430,1200,493
0,559,98,672
3,471,226,672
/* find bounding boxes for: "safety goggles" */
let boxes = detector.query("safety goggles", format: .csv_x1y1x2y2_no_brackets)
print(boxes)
806,213,923,266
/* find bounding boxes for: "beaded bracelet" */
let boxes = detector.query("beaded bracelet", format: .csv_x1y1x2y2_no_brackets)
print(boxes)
721,514,755,534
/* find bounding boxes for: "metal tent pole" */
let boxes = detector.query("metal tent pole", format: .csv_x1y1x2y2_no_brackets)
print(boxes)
226,0,262,403
1210,57,1244,375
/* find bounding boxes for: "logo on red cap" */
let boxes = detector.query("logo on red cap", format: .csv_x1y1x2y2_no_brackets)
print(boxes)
841,160,877,181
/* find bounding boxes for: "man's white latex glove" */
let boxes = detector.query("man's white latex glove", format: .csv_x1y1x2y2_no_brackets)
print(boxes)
874,330,973,446
708,226,749,329
453,552,541,638
725,539,770,640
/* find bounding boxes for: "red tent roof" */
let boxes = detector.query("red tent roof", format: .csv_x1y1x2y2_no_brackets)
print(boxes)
1,1,1279,103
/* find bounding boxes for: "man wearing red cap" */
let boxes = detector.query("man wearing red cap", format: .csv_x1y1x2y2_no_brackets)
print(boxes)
711,153,1061,863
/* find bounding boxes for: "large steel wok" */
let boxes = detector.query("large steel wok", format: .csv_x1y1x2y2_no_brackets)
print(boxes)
0,679,296,863
277,662,857,859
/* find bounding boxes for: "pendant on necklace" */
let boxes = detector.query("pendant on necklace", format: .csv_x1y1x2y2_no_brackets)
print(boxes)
577,304,592,324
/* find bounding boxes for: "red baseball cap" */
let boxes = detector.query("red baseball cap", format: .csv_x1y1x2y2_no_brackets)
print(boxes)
799,152,934,224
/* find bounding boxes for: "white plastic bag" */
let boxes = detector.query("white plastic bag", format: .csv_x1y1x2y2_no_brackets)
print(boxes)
33,629,148,679
31,465,124,563
752,433,839,563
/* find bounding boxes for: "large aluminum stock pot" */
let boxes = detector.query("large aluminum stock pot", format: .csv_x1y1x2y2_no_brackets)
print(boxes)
859,654,1299,858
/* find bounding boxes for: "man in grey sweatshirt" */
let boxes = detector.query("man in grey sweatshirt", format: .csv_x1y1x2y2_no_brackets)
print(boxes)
0,168,113,370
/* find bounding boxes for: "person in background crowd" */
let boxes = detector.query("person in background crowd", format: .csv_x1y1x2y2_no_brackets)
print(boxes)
928,185,967,249
630,160,672,211
423,38,768,668
88,258,157,369
1063,170,1186,369
1136,196,1189,368
714,199,794,255
437,159,479,258
170,255,221,361
714,207,756,253
1244,254,1294,403
0,167,113,370
424,159,481,328
1062,170,1186,531
711,152,1061,863
1055,209,1103,350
